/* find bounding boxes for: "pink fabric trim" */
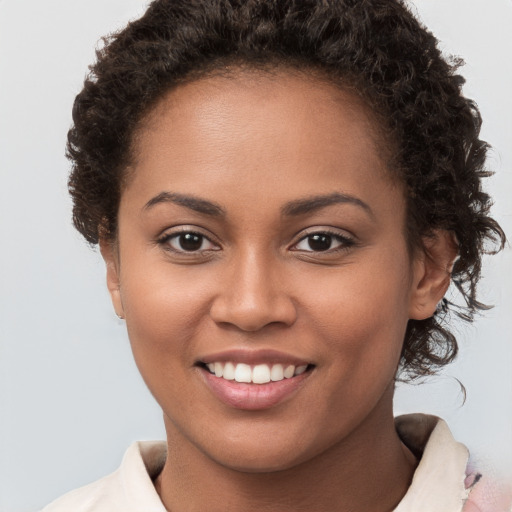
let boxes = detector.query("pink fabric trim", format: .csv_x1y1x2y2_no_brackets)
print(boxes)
463,469,512,512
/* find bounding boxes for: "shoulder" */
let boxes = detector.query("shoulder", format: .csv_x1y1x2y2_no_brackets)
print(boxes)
41,470,120,512
41,441,167,512
394,414,512,512
394,414,469,512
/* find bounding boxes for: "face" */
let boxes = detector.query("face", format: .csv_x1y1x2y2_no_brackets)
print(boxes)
103,71,446,472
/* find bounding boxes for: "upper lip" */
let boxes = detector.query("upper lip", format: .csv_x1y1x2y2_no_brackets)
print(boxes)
197,348,313,367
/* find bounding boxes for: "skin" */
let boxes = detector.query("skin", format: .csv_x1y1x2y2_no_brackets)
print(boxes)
101,71,455,512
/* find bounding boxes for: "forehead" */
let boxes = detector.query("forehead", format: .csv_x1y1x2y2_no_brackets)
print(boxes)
125,70,403,218
140,70,387,148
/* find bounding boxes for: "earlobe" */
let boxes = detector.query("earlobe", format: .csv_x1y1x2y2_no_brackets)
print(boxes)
99,239,125,319
409,230,458,320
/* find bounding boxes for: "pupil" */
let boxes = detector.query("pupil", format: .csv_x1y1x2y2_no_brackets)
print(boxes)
308,234,331,251
179,233,202,251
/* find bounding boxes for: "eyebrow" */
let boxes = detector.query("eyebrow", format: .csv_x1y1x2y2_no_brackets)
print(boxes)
143,191,373,219
143,191,225,217
281,192,374,218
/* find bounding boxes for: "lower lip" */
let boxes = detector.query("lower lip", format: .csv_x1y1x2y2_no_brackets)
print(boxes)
200,368,311,410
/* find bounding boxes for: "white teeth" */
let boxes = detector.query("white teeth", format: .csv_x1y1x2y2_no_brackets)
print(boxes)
205,361,309,384
295,365,307,376
270,364,284,381
252,364,271,384
214,362,223,378
283,365,295,379
234,363,252,383
223,362,236,380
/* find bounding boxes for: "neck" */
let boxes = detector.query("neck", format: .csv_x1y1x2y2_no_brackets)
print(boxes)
155,394,417,512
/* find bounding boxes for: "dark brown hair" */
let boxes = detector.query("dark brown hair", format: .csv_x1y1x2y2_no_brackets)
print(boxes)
67,0,505,379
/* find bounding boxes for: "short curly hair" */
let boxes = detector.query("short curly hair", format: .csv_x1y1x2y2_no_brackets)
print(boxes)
67,0,505,380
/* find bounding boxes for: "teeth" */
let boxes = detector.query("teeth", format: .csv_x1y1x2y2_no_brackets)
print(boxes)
295,365,307,375
234,363,252,383
252,364,271,384
283,365,295,379
223,362,236,380
270,364,284,381
204,362,309,384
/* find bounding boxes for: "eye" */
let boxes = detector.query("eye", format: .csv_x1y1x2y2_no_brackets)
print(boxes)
292,231,354,252
160,231,219,253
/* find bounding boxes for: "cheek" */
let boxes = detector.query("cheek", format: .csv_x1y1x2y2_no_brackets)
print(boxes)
303,253,412,375
119,256,217,367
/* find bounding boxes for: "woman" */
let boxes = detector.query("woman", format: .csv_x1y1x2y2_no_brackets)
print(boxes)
41,0,508,510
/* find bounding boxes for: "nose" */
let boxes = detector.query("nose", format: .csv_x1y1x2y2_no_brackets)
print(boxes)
209,249,297,332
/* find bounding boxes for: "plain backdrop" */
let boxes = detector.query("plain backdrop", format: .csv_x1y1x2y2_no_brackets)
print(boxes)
0,1,511,510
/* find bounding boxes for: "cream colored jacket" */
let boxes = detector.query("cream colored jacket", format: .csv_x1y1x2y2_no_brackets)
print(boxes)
42,415,508,512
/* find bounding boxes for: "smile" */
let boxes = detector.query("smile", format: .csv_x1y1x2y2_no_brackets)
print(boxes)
197,353,314,410
204,362,309,384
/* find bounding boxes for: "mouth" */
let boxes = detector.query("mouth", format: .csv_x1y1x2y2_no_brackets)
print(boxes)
196,353,315,410
199,361,312,384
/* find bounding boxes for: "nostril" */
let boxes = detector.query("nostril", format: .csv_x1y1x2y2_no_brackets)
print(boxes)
209,295,297,331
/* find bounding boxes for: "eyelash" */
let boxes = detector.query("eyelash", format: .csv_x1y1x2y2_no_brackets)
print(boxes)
291,230,356,253
157,227,355,256
157,228,220,254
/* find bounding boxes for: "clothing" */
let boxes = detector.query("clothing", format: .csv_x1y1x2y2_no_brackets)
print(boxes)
41,414,508,512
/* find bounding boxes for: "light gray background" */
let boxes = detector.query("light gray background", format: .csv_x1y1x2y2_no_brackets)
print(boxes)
0,1,510,511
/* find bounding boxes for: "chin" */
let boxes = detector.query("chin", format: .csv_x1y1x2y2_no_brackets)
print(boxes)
212,452,307,474
198,433,324,474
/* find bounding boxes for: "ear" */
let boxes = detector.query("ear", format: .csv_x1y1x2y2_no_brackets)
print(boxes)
409,230,458,320
99,238,125,319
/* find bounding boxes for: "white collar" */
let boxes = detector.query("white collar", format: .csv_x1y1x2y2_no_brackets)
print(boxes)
124,414,470,512
394,414,470,512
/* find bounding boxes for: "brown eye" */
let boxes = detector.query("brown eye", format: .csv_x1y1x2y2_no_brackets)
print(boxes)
293,231,355,253
164,232,219,253
177,233,203,251
306,234,333,252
